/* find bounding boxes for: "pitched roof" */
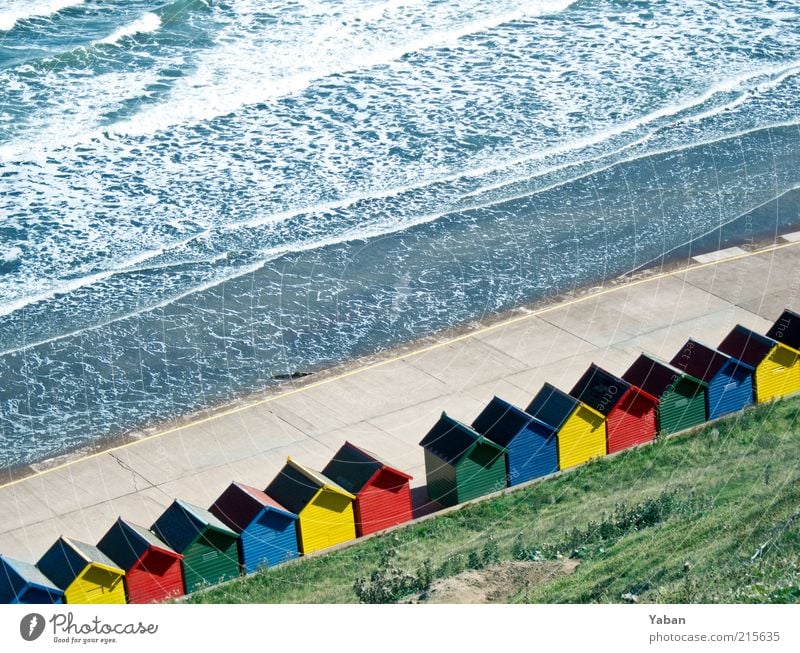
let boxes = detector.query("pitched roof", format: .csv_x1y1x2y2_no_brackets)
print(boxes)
37,538,85,590
122,519,178,553
766,309,800,351
265,461,321,515
622,353,706,397
0,555,61,594
570,364,632,416
265,458,355,515
322,442,411,495
98,518,181,570
419,412,506,465
179,500,237,535
471,396,555,447
211,482,296,532
152,500,237,553
65,537,120,570
525,383,581,429
38,536,122,590
670,339,754,382
718,325,777,368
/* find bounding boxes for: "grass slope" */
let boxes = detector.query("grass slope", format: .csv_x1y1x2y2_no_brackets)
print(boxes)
190,397,800,603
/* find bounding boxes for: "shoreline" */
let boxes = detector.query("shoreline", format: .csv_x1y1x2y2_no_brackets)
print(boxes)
0,231,791,487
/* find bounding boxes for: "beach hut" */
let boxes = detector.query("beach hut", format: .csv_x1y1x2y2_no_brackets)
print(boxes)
766,309,800,352
419,412,508,507
322,442,413,536
470,396,558,485
525,383,605,470
151,500,240,593
0,555,63,604
210,482,299,572
718,325,800,403
265,458,356,555
670,339,754,419
37,537,125,604
97,518,185,604
622,354,707,434
570,364,659,454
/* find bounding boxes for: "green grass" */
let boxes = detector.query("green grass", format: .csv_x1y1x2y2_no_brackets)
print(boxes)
189,397,800,603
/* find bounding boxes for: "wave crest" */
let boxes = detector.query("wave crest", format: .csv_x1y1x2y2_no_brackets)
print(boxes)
96,12,161,46
0,0,84,32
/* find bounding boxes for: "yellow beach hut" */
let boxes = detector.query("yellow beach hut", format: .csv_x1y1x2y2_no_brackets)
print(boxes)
718,325,800,403
37,536,126,604
264,457,356,555
525,383,606,470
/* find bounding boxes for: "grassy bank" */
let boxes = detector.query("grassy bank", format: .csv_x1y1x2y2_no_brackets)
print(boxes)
190,396,800,603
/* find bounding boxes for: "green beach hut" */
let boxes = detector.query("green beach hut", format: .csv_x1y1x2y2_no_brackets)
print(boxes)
151,499,240,593
622,353,708,434
419,412,507,508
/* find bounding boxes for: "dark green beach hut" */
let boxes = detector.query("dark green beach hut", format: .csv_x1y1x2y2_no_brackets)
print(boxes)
419,412,507,508
622,353,707,434
151,499,240,593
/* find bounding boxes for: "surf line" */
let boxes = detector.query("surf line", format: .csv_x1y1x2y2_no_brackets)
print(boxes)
1,238,797,491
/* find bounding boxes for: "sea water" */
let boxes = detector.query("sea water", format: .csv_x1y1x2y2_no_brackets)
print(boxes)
1,0,800,469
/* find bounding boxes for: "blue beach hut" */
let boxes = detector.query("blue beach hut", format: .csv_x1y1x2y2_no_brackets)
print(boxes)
670,339,754,419
210,482,299,573
210,482,300,574
470,396,558,485
0,555,63,604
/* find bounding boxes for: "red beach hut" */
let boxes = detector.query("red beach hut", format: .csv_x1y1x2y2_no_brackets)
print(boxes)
98,518,184,604
322,441,413,536
570,363,659,454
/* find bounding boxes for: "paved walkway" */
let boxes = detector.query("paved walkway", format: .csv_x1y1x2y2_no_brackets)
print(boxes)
2,241,799,561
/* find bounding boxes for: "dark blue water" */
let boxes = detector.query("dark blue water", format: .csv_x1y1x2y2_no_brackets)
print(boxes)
2,0,800,469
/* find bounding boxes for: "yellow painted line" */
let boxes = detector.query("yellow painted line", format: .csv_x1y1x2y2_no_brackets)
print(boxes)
2,239,798,491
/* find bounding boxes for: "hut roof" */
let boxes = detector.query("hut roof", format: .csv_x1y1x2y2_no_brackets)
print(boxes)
525,383,581,428
471,396,555,447
718,325,777,368
322,442,411,495
570,364,632,416
766,309,800,350
419,412,506,465
670,339,753,382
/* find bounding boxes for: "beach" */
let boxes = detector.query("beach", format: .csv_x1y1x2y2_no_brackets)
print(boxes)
4,1,800,474
1,236,799,561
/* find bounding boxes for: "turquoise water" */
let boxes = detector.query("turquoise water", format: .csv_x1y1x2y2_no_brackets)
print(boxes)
2,0,800,469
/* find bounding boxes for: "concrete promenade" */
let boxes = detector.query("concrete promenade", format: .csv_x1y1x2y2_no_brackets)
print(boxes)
2,240,799,561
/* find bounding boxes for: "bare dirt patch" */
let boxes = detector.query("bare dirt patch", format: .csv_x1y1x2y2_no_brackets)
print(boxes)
411,559,579,604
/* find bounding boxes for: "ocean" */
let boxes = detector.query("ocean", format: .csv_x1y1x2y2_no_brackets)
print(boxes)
1,0,800,470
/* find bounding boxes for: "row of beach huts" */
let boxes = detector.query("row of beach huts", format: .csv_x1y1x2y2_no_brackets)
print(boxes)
1,309,799,605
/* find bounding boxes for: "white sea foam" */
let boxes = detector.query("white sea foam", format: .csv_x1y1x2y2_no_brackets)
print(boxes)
95,12,161,46
1,246,22,263
460,61,800,201
358,0,425,22
6,170,800,360
0,202,466,357
462,119,800,215
3,0,800,336
2,110,797,328
110,0,578,136
0,0,83,32
0,243,182,319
